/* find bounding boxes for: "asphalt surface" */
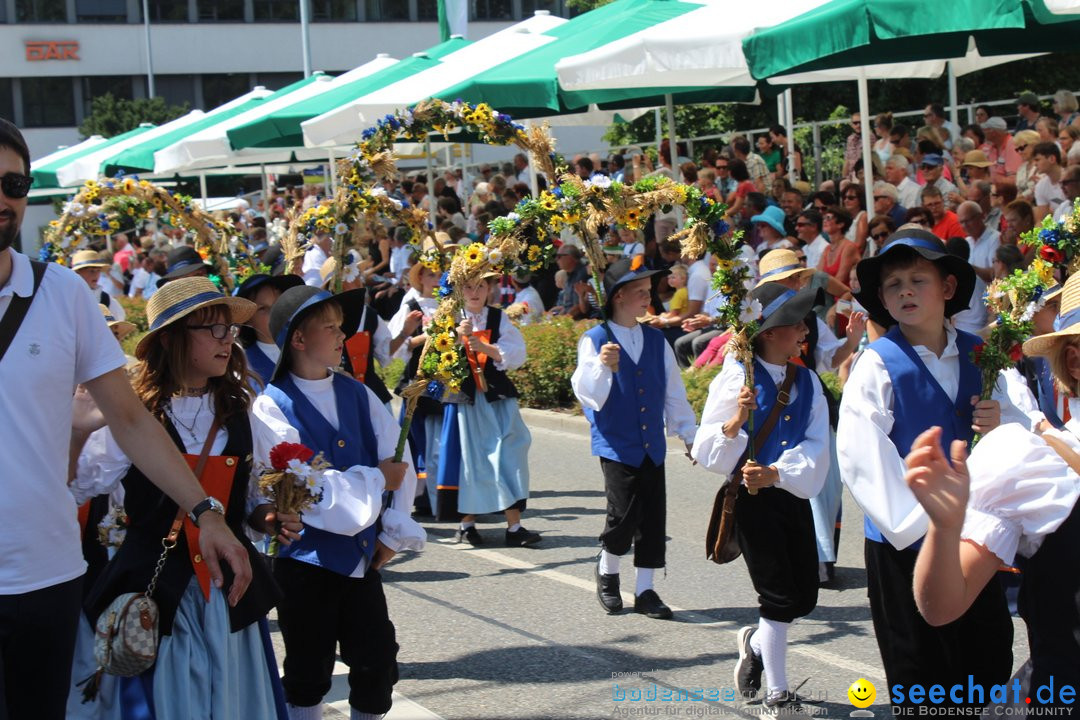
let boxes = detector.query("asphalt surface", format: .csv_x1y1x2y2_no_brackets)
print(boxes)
265,408,1031,720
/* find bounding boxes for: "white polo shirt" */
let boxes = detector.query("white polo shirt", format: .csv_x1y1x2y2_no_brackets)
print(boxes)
0,249,126,594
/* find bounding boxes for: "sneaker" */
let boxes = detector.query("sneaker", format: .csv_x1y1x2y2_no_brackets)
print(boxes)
505,527,541,547
764,694,814,719
734,626,764,698
454,525,483,546
594,559,623,614
632,589,673,619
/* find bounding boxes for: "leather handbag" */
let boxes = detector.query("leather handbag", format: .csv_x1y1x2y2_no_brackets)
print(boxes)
705,363,796,565
82,419,221,699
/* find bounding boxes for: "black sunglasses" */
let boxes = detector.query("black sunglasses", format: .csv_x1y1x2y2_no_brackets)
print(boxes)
1,172,33,199
186,323,241,340
871,231,890,240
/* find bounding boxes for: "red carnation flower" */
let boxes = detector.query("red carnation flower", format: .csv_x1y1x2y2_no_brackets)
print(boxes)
1040,245,1065,264
269,442,314,471
972,343,986,363
1009,344,1024,362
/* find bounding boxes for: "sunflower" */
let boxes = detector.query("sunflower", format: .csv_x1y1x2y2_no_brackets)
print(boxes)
448,379,462,393
539,192,558,211
434,333,454,352
440,351,458,365
464,243,485,265
527,245,541,261
563,211,581,225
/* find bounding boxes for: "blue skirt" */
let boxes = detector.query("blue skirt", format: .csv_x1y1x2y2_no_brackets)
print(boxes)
455,395,532,515
808,429,843,563
68,578,287,720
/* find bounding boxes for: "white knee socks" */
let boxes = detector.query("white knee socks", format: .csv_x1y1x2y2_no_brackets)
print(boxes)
634,567,654,596
288,704,322,720
599,553,656,596
599,549,620,575
749,617,791,699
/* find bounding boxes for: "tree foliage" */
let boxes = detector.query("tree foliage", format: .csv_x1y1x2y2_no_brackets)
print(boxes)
79,94,189,139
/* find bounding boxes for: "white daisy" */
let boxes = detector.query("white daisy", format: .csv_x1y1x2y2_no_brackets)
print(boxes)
739,297,763,324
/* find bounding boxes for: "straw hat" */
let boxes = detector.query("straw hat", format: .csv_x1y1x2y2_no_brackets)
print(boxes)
1023,275,1080,357
98,303,136,339
961,149,992,168
755,249,815,289
136,276,255,358
408,232,457,290
71,249,110,271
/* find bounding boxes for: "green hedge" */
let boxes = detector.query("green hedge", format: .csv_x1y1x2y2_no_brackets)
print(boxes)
510,316,598,410
681,364,723,421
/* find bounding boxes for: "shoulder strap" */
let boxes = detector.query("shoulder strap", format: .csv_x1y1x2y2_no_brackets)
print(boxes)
0,260,46,365
750,362,798,458
165,416,223,544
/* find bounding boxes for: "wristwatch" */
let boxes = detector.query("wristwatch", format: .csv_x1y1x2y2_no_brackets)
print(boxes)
189,497,225,527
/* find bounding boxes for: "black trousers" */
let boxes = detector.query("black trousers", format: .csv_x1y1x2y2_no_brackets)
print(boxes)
735,486,819,623
0,575,83,720
599,457,666,568
274,558,399,713
865,538,1013,710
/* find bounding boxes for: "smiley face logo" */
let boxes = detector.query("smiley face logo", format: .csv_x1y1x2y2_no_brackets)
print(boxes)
848,678,876,708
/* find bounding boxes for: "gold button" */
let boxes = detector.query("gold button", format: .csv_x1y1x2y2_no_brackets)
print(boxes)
780,440,788,447
641,424,647,430
194,554,202,563
644,442,650,449
640,407,646,413
783,415,791,422
337,439,346,448
225,457,235,466
362,540,369,548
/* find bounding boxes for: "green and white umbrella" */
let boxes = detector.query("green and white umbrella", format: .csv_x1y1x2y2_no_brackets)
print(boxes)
228,36,470,151
31,130,143,190
53,87,274,187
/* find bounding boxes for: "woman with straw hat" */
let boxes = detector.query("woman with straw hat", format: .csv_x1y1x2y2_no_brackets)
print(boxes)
904,271,1080,707
72,249,126,322
69,276,295,720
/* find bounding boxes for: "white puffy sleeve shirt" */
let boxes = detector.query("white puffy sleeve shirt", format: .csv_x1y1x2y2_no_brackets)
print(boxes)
251,373,426,572
465,308,526,372
570,322,697,445
388,295,439,362
692,354,829,499
837,327,1034,550
962,420,1080,565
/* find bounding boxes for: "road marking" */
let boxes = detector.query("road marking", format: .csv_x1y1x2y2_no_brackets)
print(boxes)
430,539,887,684
276,661,447,719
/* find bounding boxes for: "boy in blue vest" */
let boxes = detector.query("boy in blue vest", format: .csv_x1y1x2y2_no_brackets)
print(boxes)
837,227,1014,711
692,282,830,713
252,285,426,720
571,256,698,620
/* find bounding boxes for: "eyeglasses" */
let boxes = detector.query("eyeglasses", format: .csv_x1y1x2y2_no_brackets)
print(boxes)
1016,144,1029,151
715,164,729,170
187,323,241,340
843,194,859,200
794,220,814,227
920,164,938,170
871,231,890,240
873,195,889,201
0,172,33,199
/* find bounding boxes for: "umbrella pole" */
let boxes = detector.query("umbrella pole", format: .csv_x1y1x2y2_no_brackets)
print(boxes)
424,136,434,229
665,93,678,181
947,61,959,129
785,88,796,185
526,119,539,197
327,148,337,195
261,164,269,210
857,69,874,220
199,172,208,205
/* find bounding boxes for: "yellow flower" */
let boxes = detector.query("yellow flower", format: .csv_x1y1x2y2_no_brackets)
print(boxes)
539,192,558,211
536,228,546,242
527,245,541,261
436,362,452,378
108,220,120,230
448,379,461,392
434,333,454,352
121,178,135,193
464,243,485,265
440,351,458,365
563,211,581,225
716,259,734,271
316,205,329,216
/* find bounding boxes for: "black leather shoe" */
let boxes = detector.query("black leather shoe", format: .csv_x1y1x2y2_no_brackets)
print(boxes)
633,589,673,619
454,526,483,545
595,561,623,614
505,527,541,547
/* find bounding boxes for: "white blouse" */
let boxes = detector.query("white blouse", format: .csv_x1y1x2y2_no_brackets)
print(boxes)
837,326,1034,550
387,295,440,362
462,306,527,372
963,419,1080,564
570,321,698,445
251,372,425,578
692,354,829,500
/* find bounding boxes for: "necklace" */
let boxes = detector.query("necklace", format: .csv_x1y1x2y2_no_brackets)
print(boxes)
176,385,209,397
167,397,204,445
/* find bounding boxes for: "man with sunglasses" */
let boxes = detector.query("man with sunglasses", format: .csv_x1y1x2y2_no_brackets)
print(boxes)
0,119,252,720
1053,166,1080,223
872,181,907,227
794,209,830,270
954,201,1000,334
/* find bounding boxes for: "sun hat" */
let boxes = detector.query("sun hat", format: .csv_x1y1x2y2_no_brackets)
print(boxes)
233,272,303,300
749,205,787,237
920,153,945,167
135,276,255,359
71,249,110,271
1023,275,1080,357
755,249,815,289
601,255,667,316
98,303,136,339
749,283,823,338
267,284,366,382
854,227,975,327
1017,91,1041,107
407,232,457,290
961,149,992,168
156,245,212,287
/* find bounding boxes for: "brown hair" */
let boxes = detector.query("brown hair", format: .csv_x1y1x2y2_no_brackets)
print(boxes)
1049,336,1080,396
277,301,344,377
133,305,255,423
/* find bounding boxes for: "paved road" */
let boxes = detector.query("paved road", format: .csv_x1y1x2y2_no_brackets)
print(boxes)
266,410,1030,720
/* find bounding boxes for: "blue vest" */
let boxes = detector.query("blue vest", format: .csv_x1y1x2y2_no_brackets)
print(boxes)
741,359,814,468
864,325,981,545
263,373,379,576
245,344,275,387
583,323,667,467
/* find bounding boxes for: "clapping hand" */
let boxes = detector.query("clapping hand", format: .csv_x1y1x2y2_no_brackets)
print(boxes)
904,426,969,531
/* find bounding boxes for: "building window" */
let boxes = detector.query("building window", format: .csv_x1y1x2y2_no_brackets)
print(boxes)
523,0,560,14
197,0,243,20
15,0,66,22
253,0,298,20
81,76,134,117
202,74,249,109
156,75,197,109
255,72,304,91
22,77,75,127
472,0,511,20
144,0,189,21
0,80,13,121
417,0,436,20
76,0,128,21
364,0,407,21
311,0,358,21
